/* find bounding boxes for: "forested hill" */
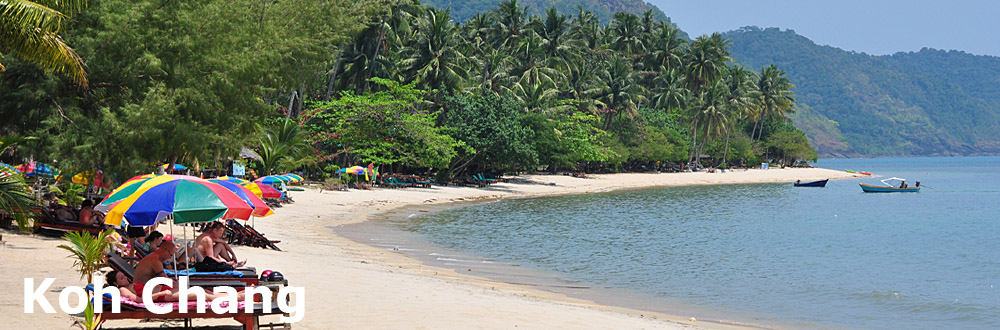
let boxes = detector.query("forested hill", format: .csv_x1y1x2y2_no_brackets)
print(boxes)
424,0,672,26
725,27,1000,157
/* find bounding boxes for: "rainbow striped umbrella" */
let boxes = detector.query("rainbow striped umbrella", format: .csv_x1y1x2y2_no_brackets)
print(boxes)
285,174,304,182
96,174,159,212
255,175,291,185
101,175,253,226
0,162,18,174
208,179,273,217
214,176,249,185
16,161,59,178
161,163,188,171
243,182,283,199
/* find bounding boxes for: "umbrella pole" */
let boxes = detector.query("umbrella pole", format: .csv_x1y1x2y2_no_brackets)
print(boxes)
184,225,189,275
170,223,178,280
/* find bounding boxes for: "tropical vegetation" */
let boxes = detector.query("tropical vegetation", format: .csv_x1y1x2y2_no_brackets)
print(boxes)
1,0,815,187
726,26,1000,157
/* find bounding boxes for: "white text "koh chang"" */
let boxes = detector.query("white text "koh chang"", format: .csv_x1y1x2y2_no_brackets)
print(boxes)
24,277,305,323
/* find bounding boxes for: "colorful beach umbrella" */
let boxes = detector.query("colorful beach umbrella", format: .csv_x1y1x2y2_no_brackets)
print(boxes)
55,168,108,187
243,182,283,199
214,176,249,185
0,162,17,174
95,174,159,212
284,173,304,182
16,161,59,178
208,179,273,217
161,163,188,171
101,175,254,226
255,175,291,185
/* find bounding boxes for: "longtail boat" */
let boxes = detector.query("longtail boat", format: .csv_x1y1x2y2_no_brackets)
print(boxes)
859,177,920,192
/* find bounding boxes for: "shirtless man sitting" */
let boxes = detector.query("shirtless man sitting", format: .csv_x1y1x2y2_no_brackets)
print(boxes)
133,242,177,294
195,222,245,271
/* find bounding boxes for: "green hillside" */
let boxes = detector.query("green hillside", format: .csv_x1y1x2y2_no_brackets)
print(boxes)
725,26,1000,157
424,0,672,26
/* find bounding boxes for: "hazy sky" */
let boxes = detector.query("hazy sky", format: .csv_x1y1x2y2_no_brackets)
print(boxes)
648,0,999,56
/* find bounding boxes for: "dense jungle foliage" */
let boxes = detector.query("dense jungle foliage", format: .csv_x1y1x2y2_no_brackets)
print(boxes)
1,0,814,183
726,26,1000,157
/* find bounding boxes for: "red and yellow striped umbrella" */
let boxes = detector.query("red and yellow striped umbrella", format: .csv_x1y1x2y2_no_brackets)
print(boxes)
208,179,273,217
242,182,283,199
100,175,253,226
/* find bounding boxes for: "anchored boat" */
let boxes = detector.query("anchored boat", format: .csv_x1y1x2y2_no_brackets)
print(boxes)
794,179,828,187
859,177,920,192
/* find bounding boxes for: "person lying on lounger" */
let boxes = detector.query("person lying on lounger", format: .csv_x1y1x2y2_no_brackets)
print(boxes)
105,269,244,302
195,221,246,271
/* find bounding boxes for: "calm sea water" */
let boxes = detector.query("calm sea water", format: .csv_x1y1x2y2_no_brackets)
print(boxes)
339,156,1000,330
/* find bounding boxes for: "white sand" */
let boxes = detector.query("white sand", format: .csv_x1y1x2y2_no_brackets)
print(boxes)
1,168,856,329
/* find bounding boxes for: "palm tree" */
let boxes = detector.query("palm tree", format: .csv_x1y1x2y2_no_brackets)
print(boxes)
609,12,644,57
646,22,686,73
754,65,795,141
0,173,37,231
495,0,527,48
650,67,688,112
0,0,88,86
596,57,644,130
691,81,730,167
570,7,603,52
402,7,469,94
58,229,115,285
252,119,313,175
684,33,731,95
721,66,758,165
58,229,112,330
510,31,559,87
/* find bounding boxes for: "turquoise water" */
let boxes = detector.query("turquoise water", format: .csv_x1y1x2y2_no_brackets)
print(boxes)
344,157,1000,329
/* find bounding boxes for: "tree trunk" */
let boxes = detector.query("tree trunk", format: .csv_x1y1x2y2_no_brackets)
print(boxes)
687,119,699,167
285,90,297,119
365,17,387,92
722,126,731,167
297,79,306,117
325,49,343,101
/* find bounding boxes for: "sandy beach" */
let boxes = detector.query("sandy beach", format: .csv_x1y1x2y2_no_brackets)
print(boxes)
2,168,856,329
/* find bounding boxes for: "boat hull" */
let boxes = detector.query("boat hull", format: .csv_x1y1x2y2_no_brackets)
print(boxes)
859,183,920,193
794,179,828,187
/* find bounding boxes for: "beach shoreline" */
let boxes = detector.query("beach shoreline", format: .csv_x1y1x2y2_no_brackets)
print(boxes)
2,168,857,329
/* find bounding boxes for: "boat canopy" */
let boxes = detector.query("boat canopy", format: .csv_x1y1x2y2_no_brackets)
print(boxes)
881,177,907,186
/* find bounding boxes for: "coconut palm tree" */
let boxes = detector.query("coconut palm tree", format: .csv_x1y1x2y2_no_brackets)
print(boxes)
402,7,469,94
721,66,759,165
495,0,527,48
754,64,795,141
0,0,88,86
609,12,644,57
692,81,730,167
684,33,731,95
597,57,644,130
646,22,686,73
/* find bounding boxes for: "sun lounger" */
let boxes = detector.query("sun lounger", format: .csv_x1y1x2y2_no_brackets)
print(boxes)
476,173,499,184
33,208,107,235
86,285,290,330
106,251,258,287
411,177,432,188
225,219,281,251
